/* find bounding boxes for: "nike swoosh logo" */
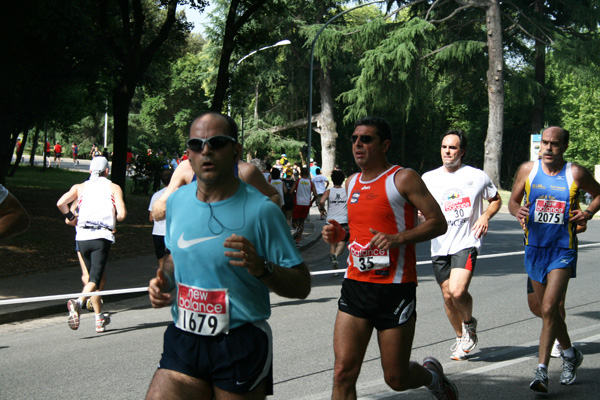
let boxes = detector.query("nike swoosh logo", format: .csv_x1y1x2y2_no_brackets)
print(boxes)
177,233,221,249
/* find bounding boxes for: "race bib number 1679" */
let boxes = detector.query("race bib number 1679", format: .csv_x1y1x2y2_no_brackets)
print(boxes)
176,284,229,336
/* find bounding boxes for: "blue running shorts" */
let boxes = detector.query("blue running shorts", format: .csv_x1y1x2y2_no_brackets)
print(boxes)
524,246,577,284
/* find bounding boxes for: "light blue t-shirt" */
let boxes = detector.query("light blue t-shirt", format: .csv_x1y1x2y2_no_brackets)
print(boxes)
165,181,302,331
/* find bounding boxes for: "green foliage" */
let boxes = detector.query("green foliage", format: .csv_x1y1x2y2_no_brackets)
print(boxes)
130,153,170,195
551,70,600,170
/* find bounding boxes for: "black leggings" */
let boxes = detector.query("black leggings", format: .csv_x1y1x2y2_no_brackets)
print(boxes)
77,239,112,286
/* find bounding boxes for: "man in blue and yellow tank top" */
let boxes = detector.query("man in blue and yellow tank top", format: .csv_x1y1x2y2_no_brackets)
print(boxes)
509,126,600,393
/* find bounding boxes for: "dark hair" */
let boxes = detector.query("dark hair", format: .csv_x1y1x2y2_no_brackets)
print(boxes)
192,112,239,140
160,169,173,186
331,170,345,185
354,116,392,142
316,168,321,175
545,126,570,145
300,167,309,177
270,168,280,180
442,129,468,160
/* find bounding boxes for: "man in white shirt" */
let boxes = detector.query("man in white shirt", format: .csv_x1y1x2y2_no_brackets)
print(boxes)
312,168,329,220
422,130,501,361
149,169,174,269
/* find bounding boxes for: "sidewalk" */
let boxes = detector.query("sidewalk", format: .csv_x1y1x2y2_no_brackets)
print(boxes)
0,206,327,325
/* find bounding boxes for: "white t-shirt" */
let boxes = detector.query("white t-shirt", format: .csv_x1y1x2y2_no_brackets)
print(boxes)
269,179,285,206
149,187,167,236
422,165,497,256
326,187,348,224
313,174,328,194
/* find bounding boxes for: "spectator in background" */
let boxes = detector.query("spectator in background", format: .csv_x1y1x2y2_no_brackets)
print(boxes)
148,169,174,270
170,153,179,170
293,162,301,180
312,168,329,220
72,142,79,165
282,166,295,227
269,168,285,208
54,141,62,168
126,148,134,173
310,160,318,178
291,167,317,247
262,161,272,183
280,153,288,167
0,184,30,241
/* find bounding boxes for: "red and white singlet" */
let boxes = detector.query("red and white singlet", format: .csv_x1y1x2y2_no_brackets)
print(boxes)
345,165,417,284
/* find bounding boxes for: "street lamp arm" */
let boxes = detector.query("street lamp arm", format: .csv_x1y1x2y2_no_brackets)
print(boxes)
235,39,292,67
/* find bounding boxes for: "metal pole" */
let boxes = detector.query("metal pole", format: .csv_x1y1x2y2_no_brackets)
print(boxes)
307,1,386,166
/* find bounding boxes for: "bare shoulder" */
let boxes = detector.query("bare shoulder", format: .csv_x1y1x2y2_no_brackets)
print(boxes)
110,182,124,195
345,172,359,190
570,162,593,181
175,160,193,184
394,167,421,187
517,160,534,174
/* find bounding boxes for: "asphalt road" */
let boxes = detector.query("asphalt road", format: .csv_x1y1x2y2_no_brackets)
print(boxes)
1,214,600,399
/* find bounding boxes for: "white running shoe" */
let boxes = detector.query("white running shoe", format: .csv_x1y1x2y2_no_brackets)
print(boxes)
67,299,81,330
96,313,111,333
450,337,467,361
551,339,562,358
461,317,478,353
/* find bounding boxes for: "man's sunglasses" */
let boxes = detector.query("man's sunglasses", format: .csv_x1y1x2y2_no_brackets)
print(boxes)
186,136,236,152
350,135,375,144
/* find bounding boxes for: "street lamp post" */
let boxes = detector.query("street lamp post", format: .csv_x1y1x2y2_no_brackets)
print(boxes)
229,39,291,153
306,1,387,166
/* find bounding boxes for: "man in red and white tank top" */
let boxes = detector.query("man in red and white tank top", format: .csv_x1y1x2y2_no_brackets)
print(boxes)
322,117,457,399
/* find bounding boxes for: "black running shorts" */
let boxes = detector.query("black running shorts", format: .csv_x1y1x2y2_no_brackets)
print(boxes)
77,239,111,286
431,247,478,284
338,279,417,330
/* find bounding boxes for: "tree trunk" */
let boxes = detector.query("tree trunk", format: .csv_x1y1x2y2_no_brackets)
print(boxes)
316,65,337,179
111,82,135,190
29,127,39,167
8,129,29,177
483,0,504,188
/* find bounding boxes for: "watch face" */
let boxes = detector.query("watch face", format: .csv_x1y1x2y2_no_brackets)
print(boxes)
264,260,274,273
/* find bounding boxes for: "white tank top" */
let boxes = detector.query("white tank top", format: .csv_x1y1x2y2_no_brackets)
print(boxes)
295,178,313,206
326,187,348,224
76,177,116,242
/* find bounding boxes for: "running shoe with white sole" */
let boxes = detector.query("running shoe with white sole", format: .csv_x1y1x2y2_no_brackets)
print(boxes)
450,337,467,361
530,366,548,393
560,347,583,385
330,254,339,277
423,356,458,400
95,313,111,333
67,299,81,330
86,298,104,312
461,317,478,353
550,339,562,358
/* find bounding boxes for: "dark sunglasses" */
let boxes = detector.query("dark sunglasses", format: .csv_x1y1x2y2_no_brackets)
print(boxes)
350,135,375,144
186,136,236,152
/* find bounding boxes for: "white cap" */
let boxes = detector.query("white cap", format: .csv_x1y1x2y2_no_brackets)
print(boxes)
89,157,109,181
